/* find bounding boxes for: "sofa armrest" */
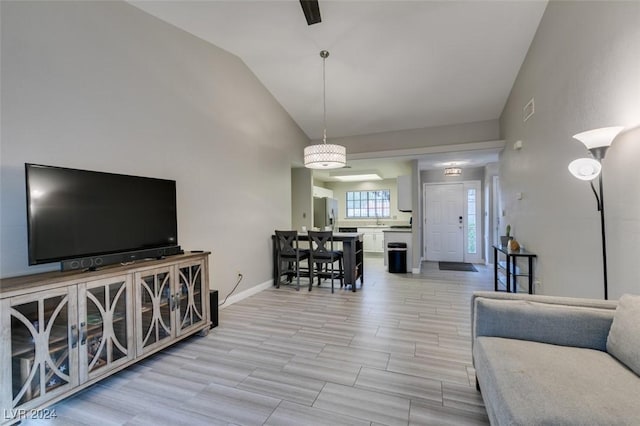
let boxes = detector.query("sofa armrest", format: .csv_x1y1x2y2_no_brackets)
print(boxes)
471,291,617,355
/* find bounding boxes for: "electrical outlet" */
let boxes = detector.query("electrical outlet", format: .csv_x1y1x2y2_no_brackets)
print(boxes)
534,279,542,291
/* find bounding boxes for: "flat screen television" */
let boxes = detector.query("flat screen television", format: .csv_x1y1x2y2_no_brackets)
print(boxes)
25,163,180,270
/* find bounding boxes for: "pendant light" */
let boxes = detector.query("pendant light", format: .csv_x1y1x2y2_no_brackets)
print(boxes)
304,50,346,169
444,167,462,176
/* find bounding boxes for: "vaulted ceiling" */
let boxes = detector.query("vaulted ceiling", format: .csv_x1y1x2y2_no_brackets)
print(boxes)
131,0,547,141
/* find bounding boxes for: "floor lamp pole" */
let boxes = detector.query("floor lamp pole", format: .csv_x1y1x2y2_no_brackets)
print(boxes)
598,172,608,300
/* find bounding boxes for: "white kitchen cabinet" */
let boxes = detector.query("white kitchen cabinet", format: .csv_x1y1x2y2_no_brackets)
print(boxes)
397,175,412,212
313,186,334,199
358,228,387,253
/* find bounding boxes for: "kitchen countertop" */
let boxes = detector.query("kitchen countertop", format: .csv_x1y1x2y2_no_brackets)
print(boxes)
383,228,412,233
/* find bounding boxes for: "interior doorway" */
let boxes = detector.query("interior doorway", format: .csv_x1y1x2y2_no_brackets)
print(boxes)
423,181,482,263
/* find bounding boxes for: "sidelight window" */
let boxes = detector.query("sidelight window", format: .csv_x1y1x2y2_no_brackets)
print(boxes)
467,189,477,254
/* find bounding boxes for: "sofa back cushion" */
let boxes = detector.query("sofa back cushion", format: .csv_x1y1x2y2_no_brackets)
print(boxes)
474,298,615,351
607,294,640,376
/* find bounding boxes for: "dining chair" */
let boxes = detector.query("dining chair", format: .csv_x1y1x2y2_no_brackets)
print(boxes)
308,230,343,293
274,230,309,291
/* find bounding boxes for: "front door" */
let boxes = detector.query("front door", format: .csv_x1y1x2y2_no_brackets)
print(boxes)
424,183,464,262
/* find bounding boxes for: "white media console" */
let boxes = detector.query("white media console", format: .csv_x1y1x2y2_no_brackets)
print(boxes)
0,252,210,425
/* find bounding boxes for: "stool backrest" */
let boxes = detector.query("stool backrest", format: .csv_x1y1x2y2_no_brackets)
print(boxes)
308,230,334,255
275,230,299,257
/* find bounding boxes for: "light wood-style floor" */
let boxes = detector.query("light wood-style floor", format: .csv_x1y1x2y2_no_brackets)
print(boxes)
29,256,493,425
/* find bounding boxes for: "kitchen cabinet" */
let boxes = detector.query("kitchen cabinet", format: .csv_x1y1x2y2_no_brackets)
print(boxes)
2,275,135,417
0,253,210,425
135,259,208,356
397,175,412,212
313,186,334,199
358,227,387,253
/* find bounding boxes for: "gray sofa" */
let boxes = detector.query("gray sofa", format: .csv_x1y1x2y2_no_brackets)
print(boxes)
471,291,640,425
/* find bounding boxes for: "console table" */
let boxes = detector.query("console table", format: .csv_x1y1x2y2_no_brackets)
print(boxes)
0,252,210,425
493,245,537,294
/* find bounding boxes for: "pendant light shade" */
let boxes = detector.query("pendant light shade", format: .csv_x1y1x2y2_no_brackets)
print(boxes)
304,144,346,169
304,50,346,170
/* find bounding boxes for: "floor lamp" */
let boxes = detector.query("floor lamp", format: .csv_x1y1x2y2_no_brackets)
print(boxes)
568,126,624,300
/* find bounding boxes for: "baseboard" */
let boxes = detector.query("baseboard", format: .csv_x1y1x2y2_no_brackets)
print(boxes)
219,278,273,309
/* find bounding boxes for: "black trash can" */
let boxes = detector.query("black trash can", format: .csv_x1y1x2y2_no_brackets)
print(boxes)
388,242,407,273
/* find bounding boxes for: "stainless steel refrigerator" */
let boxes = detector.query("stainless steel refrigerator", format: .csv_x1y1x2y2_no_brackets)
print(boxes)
313,197,338,230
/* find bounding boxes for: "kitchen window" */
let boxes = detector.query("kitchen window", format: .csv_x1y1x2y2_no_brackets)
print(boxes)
346,190,390,218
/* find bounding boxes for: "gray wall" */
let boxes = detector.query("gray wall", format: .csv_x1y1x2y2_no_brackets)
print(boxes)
316,119,500,156
0,1,309,300
291,168,313,231
499,1,640,298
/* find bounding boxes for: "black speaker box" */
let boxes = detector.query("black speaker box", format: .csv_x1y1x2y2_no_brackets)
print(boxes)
209,290,219,328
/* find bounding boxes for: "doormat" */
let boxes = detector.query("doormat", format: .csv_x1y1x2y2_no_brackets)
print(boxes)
439,262,478,272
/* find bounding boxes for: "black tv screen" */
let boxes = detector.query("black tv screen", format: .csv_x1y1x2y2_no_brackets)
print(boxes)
25,164,178,266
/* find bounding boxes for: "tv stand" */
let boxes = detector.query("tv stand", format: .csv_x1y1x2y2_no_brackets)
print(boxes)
0,252,210,425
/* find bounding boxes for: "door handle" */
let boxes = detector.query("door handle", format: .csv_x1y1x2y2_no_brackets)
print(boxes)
70,324,78,348
80,322,87,345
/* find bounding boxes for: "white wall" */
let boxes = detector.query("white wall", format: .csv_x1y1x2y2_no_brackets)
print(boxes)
499,1,640,298
0,1,309,300
484,162,500,264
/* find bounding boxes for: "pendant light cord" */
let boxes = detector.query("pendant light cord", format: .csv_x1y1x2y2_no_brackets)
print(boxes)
321,50,329,144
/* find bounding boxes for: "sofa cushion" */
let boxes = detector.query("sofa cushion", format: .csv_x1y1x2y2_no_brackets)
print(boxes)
473,297,615,351
474,336,640,425
607,294,640,376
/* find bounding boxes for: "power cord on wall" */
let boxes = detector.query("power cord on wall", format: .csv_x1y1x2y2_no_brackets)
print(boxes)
219,273,243,307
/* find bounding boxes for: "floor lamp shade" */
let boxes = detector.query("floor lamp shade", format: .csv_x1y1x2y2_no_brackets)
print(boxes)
568,158,602,180
573,126,624,149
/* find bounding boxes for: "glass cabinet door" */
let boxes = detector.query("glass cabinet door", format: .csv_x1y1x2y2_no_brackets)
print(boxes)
78,276,134,381
176,261,207,335
135,267,174,355
8,287,78,410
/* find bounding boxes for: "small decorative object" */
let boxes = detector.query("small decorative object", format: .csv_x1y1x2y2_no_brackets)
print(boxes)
500,224,512,247
508,239,520,252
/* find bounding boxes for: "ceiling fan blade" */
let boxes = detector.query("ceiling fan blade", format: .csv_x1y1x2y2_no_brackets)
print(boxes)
299,0,321,25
